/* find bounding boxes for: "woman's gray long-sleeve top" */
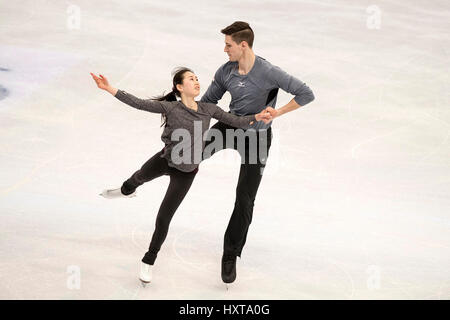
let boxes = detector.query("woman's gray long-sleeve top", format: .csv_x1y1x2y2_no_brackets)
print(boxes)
114,89,256,172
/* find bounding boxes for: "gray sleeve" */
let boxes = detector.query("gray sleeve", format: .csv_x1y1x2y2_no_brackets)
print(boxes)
114,89,171,114
200,68,227,104
207,104,256,129
269,66,315,106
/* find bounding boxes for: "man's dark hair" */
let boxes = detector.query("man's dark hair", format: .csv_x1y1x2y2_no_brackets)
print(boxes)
221,21,254,48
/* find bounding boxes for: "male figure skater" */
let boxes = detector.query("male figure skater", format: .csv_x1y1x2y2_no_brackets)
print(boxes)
201,21,315,284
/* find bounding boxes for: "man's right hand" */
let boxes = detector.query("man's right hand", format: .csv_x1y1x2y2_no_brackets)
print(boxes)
264,106,278,119
255,109,273,124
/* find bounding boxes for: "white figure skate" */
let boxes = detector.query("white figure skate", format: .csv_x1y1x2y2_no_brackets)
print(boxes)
99,187,136,199
139,262,153,287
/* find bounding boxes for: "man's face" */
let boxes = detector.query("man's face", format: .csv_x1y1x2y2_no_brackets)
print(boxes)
224,35,244,61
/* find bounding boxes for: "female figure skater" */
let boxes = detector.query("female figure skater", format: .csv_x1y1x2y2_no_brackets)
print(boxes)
90,68,272,285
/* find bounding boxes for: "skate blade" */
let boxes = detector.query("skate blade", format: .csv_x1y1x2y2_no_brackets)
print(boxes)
98,192,136,198
140,280,151,288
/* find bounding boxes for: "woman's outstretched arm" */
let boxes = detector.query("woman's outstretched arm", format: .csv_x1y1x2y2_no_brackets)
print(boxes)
90,73,171,114
207,103,273,129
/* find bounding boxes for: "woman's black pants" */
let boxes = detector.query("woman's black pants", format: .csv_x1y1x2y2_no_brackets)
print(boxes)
121,149,198,265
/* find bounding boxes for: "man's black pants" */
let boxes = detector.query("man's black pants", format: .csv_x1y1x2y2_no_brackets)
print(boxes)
203,121,273,257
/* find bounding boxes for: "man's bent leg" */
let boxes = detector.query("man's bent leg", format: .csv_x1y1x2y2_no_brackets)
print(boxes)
202,121,239,161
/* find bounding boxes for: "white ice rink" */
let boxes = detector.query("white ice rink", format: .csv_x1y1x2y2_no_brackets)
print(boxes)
0,0,449,299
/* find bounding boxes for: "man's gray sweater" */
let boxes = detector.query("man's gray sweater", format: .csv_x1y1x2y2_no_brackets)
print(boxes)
201,55,315,130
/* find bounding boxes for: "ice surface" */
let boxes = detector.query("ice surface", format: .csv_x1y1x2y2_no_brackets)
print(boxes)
0,0,449,299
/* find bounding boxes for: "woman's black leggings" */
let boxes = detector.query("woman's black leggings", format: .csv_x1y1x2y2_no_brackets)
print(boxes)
121,148,198,265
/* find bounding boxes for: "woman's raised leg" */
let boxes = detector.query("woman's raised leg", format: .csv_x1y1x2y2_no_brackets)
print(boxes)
121,149,168,195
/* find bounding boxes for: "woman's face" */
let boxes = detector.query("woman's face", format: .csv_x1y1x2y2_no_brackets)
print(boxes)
177,71,200,98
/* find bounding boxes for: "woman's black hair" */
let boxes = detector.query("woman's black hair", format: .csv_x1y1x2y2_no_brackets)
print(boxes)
152,67,194,127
